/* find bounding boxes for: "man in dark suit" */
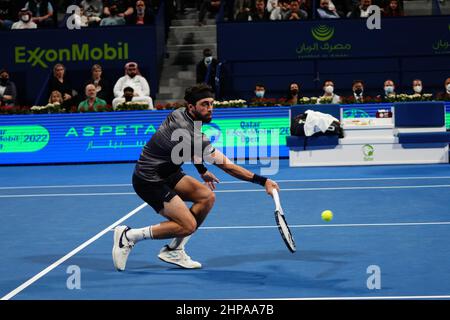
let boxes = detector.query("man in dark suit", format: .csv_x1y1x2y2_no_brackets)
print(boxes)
196,48,219,91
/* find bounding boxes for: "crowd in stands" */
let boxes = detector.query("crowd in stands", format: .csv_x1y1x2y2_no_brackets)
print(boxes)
0,61,154,111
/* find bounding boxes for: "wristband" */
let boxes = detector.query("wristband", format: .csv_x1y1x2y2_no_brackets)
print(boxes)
194,164,208,175
252,174,267,186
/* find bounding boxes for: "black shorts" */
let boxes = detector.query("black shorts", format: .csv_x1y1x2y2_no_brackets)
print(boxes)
132,170,186,213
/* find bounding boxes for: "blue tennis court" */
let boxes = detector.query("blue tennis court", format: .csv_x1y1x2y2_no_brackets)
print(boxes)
1,160,450,300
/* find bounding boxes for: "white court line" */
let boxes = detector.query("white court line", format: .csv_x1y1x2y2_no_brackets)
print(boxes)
0,202,148,301
2,176,450,189
3,184,450,198
199,221,450,230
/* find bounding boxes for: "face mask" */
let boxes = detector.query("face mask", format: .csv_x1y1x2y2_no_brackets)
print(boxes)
384,86,394,94
21,15,30,22
354,88,363,95
255,91,265,98
137,7,145,15
324,85,334,94
290,89,299,95
328,3,335,10
0,77,8,85
446,84,450,92
413,85,422,93
204,57,213,65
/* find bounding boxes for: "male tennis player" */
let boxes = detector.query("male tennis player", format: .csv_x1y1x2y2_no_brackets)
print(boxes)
112,83,279,271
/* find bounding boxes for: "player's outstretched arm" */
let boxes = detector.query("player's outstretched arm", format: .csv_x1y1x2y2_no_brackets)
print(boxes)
209,149,279,195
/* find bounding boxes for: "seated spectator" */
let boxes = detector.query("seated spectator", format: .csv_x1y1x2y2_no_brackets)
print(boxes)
285,0,308,20
48,63,78,107
436,78,450,101
24,0,54,28
317,0,341,19
235,0,253,21
198,0,221,26
0,0,16,30
0,69,17,107
250,0,270,21
379,79,397,101
100,4,126,26
284,82,302,105
348,0,372,18
78,84,107,112
103,0,133,18
266,0,279,14
79,0,103,26
318,80,341,104
48,90,63,104
253,83,266,99
11,8,37,29
349,80,366,103
196,48,219,91
383,0,403,16
411,79,425,96
112,62,153,109
126,0,153,25
270,0,291,20
84,64,112,104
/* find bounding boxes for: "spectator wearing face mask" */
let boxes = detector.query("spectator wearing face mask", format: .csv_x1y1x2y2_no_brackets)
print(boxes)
379,79,397,101
318,80,341,104
11,8,37,29
436,78,450,101
410,79,425,96
0,69,17,107
285,82,302,105
317,0,341,19
349,80,365,103
253,83,266,100
196,48,219,91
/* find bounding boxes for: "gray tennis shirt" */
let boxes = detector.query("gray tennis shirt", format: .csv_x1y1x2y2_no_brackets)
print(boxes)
134,108,215,182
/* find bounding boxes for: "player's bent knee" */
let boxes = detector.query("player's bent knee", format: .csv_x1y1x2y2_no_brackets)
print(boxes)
203,190,215,207
181,219,197,236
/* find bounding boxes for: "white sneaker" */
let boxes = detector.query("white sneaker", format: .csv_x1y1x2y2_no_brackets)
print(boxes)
157,245,202,269
112,225,134,271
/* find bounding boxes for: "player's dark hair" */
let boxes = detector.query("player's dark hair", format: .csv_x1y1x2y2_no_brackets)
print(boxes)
184,83,215,106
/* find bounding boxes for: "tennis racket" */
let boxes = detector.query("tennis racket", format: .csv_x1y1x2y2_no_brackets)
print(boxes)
272,189,296,253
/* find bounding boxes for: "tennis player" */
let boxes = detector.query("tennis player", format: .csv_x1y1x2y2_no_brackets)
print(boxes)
112,83,279,271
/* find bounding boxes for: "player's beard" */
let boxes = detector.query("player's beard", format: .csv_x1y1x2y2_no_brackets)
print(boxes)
192,109,212,123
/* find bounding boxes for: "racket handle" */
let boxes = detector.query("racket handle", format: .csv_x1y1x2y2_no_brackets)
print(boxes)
272,189,281,211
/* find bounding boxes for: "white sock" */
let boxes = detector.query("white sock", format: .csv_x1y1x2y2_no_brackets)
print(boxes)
126,227,152,243
168,235,191,250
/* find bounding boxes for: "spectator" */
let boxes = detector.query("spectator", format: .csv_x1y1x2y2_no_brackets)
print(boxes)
113,61,153,109
318,80,341,104
196,48,219,91
11,8,37,29
266,0,279,14
0,0,16,30
285,0,308,20
250,0,270,21
100,4,126,26
234,0,253,21
79,0,103,26
126,0,153,25
0,69,17,107
383,0,403,16
317,0,340,19
436,78,450,101
285,82,302,105
48,63,77,107
103,0,133,18
198,0,221,26
379,79,397,101
48,90,63,104
24,0,54,27
84,64,112,104
270,0,291,20
350,80,365,102
348,0,372,18
253,83,266,99
78,84,107,111
411,79,424,96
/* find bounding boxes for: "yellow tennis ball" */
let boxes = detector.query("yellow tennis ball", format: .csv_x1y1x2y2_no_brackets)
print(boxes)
321,210,333,222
